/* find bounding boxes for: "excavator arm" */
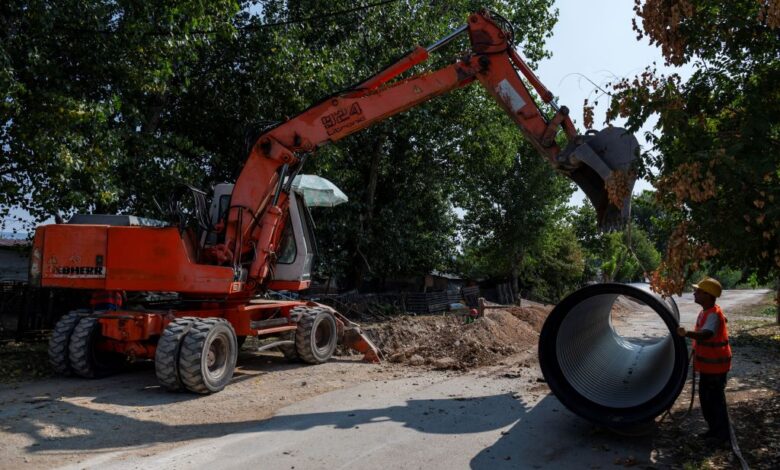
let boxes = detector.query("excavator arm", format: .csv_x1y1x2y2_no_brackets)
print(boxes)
211,10,638,291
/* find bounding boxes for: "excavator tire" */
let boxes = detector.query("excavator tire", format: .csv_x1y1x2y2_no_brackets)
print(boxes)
68,316,125,378
48,311,85,376
295,307,338,364
277,331,299,361
178,318,237,394
155,317,197,391
277,310,306,361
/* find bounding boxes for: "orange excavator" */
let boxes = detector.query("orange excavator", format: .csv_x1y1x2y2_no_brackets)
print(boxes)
31,11,638,393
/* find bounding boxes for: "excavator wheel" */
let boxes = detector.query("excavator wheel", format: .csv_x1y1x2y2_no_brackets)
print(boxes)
295,307,338,364
178,318,238,394
68,316,125,378
48,311,86,376
155,317,198,391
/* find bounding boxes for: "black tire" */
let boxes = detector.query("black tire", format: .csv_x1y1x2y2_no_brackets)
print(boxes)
68,316,124,378
295,307,338,364
278,335,299,361
155,317,197,391
178,319,238,394
48,311,84,376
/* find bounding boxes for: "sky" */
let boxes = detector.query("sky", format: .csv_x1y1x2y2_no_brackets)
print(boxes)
3,0,694,235
536,0,693,205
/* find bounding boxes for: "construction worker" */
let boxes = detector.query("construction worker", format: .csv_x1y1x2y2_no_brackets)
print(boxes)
464,308,479,324
676,277,732,445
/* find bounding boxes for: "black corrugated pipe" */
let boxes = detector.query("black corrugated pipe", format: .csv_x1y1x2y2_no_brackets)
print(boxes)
539,283,689,430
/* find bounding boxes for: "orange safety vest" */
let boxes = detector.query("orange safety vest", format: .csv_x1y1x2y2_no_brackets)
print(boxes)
90,290,124,310
693,305,732,374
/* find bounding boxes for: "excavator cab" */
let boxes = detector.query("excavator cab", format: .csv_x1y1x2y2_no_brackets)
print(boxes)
203,177,341,290
272,191,317,286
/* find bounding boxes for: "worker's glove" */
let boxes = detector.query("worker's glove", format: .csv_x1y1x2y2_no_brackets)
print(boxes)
676,326,687,337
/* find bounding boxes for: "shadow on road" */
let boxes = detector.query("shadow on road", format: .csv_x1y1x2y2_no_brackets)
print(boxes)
469,395,654,469
3,380,661,469
4,392,528,454
259,392,529,434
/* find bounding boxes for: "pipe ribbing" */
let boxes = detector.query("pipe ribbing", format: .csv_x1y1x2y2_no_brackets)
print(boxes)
538,283,688,429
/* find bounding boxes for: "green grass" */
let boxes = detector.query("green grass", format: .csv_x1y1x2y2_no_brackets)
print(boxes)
758,305,777,317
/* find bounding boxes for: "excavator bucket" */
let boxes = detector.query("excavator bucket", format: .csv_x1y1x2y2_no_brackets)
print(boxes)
559,127,639,230
327,307,383,363
341,327,383,363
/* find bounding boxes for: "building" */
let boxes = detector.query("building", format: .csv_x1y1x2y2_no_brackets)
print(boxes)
0,239,30,282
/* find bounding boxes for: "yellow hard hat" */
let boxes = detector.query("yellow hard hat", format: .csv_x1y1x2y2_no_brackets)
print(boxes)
693,277,722,298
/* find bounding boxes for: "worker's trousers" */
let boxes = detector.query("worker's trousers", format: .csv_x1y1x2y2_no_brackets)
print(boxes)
698,372,729,439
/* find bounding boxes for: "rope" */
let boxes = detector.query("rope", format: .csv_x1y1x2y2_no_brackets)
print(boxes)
623,221,653,281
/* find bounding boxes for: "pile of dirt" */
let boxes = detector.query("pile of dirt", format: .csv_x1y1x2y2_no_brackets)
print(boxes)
361,304,551,370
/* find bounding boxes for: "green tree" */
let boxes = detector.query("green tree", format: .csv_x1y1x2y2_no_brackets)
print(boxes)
631,189,676,254
1,1,240,224
571,199,661,283
519,222,584,302
455,139,574,295
608,1,779,320
238,0,559,289
570,202,605,281
1,0,562,292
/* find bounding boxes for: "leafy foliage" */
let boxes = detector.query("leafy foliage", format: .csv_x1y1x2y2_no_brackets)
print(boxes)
608,0,780,295
1,1,241,222
518,222,584,302
454,137,576,301
1,0,564,290
571,198,661,283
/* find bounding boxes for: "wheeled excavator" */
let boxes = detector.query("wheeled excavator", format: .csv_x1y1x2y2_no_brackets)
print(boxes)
31,11,639,393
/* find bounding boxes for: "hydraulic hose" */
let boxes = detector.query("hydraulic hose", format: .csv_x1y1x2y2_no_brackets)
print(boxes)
539,283,689,429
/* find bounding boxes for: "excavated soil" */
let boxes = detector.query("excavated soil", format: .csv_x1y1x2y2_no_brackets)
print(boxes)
360,302,552,370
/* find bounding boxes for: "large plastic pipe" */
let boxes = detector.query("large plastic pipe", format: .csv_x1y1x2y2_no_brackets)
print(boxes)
538,283,689,429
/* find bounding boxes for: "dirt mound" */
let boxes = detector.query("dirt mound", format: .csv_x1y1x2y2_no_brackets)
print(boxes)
504,303,550,333
361,305,552,370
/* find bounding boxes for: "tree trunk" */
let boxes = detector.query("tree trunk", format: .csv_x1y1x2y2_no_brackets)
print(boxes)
775,277,779,325
510,250,523,303
353,133,386,290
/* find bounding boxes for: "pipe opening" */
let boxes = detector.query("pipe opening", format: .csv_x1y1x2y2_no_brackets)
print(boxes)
610,295,671,346
539,283,688,428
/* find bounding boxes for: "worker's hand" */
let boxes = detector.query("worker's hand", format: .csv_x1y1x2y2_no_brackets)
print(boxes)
676,326,687,337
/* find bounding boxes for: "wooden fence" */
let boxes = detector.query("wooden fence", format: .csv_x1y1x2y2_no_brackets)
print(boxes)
311,282,516,320
0,281,89,340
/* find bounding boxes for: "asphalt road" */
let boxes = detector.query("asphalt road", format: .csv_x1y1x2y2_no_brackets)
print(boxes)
674,288,770,325
64,289,770,470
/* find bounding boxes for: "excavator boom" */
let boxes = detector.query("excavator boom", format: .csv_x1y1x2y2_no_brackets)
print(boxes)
215,10,639,290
